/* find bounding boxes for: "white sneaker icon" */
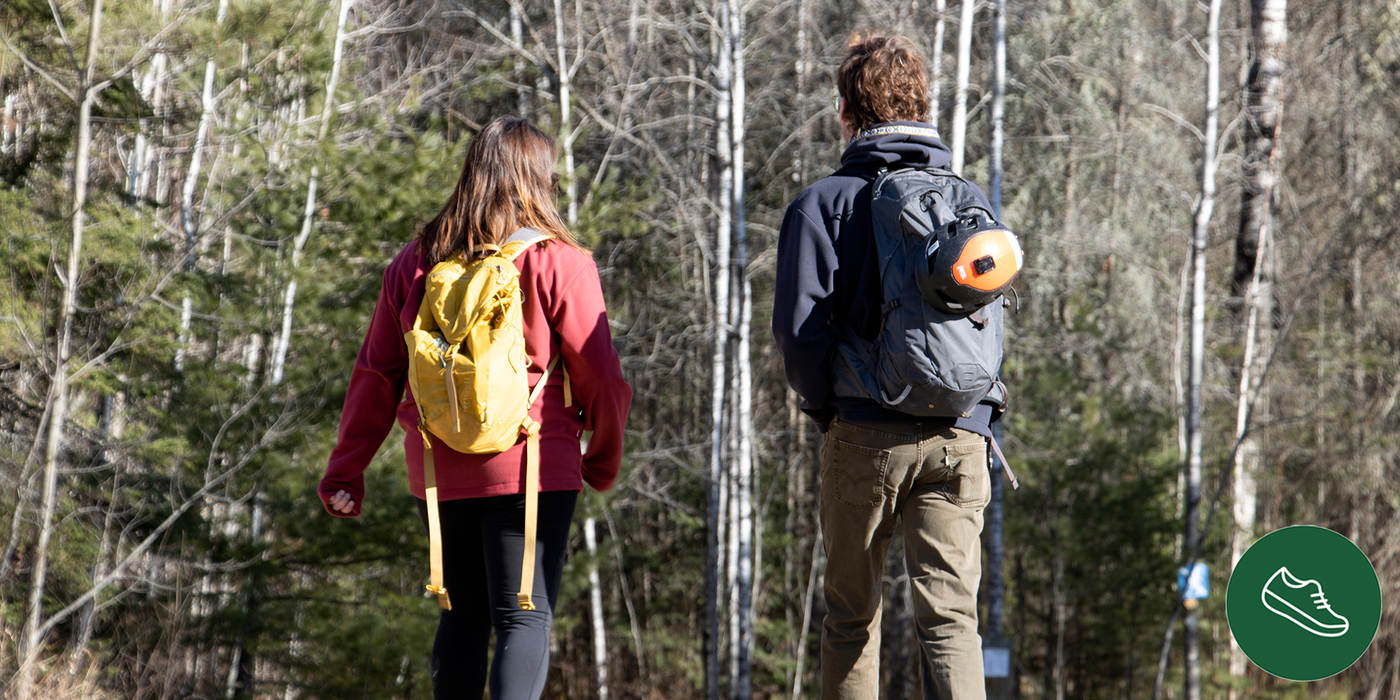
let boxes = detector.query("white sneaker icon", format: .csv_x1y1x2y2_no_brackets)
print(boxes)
1261,567,1350,638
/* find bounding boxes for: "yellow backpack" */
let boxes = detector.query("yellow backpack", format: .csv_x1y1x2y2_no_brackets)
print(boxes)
404,227,567,612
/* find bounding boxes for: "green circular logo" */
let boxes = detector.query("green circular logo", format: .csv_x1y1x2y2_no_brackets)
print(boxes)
1227,525,1382,681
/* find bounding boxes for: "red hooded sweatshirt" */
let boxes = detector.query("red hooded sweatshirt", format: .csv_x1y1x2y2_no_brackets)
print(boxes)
318,238,633,517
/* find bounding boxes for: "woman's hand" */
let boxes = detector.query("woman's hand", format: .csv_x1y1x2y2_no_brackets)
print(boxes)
329,490,357,514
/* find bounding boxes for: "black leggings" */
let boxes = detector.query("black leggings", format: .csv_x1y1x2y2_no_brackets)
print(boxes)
415,491,578,700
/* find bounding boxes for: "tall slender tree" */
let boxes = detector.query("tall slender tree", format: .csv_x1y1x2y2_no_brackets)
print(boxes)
269,0,354,386
175,0,231,371
986,0,1007,643
728,0,755,693
929,0,947,131
18,4,106,695
554,0,579,225
1183,0,1224,698
1230,0,1286,688
950,0,975,173
586,516,610,700
704,0,735,693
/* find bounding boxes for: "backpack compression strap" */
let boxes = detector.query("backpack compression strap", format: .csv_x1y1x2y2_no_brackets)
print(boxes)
516,354,561,611
500,227,567,610
423,432,451,609
420,354,561,612
987,435,1019,490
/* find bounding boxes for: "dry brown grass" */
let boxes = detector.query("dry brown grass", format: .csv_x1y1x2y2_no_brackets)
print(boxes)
10,657,123,700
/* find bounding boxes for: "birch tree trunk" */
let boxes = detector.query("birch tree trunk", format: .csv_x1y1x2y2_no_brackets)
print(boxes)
180,0,229,256
725,354,740,689
511,1,526,117
176,0,231,372
1230,0,1285,686
131,0,172,202
554,0,578,226
989,0,1005,218
1184,0,1223,698
269,0,353,386
930,0,947,131
1232,0,1286,302
950,0,975,174
585,517,609,700
728,0,754,692
795,0,812,181
2,93,14,155
18,5,105,696
786,0,811,671
704,2,735,694
985,0,1008,646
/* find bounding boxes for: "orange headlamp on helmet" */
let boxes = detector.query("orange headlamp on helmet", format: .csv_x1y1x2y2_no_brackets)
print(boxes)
916,215,1024,314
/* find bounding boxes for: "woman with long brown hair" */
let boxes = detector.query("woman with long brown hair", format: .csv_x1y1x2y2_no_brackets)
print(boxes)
317,117,632,699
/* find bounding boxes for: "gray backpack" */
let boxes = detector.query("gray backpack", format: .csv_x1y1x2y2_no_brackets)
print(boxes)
831,166,1010,420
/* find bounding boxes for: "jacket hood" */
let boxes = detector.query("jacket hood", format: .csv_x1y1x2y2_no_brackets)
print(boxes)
839,121,952,172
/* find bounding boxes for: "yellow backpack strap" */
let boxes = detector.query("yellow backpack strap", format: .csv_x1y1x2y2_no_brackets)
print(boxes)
470,243,501,258
422,427,452,610
444,345,462,433
516,354,560,611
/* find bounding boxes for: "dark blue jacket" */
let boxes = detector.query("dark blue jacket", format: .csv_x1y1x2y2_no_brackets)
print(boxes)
772,121,997,436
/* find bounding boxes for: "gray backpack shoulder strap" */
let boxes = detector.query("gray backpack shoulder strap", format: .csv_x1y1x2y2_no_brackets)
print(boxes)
506,227,552,247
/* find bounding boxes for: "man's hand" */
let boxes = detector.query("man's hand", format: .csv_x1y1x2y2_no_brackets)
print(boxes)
328,490,356,514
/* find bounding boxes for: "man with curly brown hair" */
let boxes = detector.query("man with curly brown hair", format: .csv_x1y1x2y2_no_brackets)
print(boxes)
773,33,998,700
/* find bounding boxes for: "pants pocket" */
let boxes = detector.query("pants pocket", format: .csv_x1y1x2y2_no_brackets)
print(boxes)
824,436,891,510
943,441,990,508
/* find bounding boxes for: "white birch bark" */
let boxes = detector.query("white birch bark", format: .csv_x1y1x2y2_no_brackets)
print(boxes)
130,0,171,202
180,0,229,252
175,294,194,371
985,0,1008,644
269,0,354,386
1230,0,1285,684
3,93,15,155
18,6,105,695
1183,1,1223,698
725,351,739,689
585,517,609,700
554,0,578,225
511,2,526,117
728,0,754,693
795,0,812,182
989,0,1005,217
950,0,975,174
1227,225,1268,685
704,3,735,694
175,0,230,372
930,0,947,131
151,0,176,203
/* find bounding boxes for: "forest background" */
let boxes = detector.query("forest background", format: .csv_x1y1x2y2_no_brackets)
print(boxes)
1,0,1398,698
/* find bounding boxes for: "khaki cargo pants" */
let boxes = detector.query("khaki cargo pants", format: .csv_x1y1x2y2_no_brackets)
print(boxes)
820,418,988,700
